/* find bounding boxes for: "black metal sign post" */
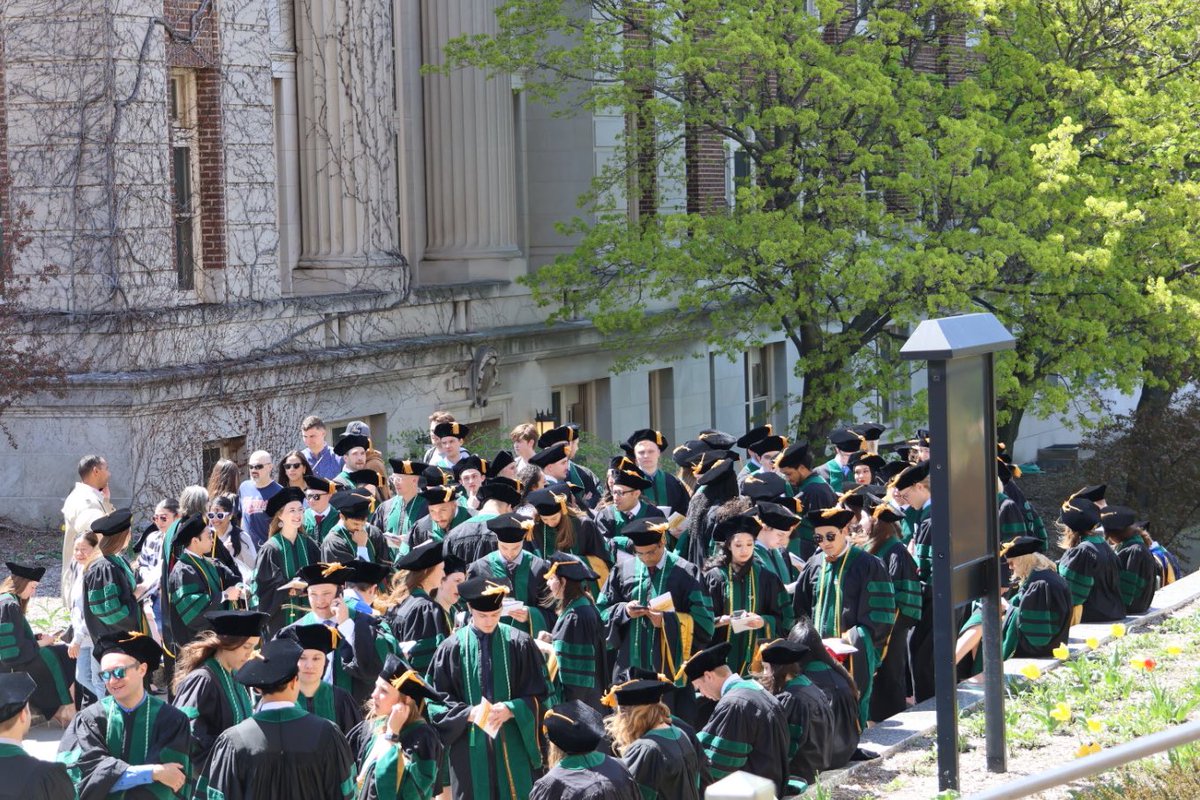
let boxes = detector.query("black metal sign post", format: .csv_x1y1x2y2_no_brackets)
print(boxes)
900,313,1016,792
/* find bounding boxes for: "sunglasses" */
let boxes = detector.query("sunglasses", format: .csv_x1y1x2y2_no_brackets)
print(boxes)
248,463,266,470
153,514,171,522
815,531,842,543
305,492,326,501
99,665,136,681
206,511,230,521
284,462,305,469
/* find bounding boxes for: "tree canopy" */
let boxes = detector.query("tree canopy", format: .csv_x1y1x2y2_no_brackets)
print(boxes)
444,0,1200,445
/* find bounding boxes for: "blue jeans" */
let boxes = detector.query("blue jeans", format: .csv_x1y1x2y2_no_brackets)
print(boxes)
76,645,105,700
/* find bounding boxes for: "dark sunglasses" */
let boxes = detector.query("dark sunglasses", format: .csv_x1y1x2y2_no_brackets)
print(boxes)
815,531,841,543
284,462,305,469
248,463,266,470
153,514,171,522
99,665,135,681
305,492,326,501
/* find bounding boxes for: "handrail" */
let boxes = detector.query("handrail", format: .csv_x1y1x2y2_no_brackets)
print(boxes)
965,718,1200,800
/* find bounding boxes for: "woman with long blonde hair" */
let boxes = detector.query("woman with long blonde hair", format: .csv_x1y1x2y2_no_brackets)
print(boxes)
602,673,703,799
380,541,448,674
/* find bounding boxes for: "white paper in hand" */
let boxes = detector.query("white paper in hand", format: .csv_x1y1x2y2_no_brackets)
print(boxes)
822,637,858,656
647,592,675,613
730,613,757,634
789,552,806,569
471,697,500,738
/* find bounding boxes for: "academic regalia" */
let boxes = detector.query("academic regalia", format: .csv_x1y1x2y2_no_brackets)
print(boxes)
296,681,362,735
695,678,789,795
285,609,397,704
547,595,607,710
619,726,703,800
0,594,73,717
1003,479,1048,548
803,662,859,770
374,495,429,540
997,493,1030,544
1058,535,1126,623
566,462,602,511
868,537,921,722
816,458,849,494
163,553,240,651
640,470,690,518
250,532,320,637
405,510,465,551
907,502,936,702
674,473,737,569
530,752,639,800
594,504,665,559
427,624,550,800
0,742,74,800
789,474,837,562
321,523,392,568
57,695,193,800
467,551,556,638
596,552,714,683
197,705,356,800
82,555,149,644
526,519,612,589
703,562,791,674
1001,568,1073,658
172,659,255,771
442,515,501,567
793,546,895,726
302,508,341,543
350,718,444,800
1115,538,1158,615
775,674,836,787
383,589,450,674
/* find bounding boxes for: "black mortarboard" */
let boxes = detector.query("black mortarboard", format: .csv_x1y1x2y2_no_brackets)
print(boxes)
205,610,267,638
347,469,385,490
889,460,930,491
422,465,454,486
741,471,789,501
1070,484,1107,503
96,631,164,671
851,422,887,442
604,676,673,708
996,456,1016,484
379,653,414,682
828,427,866,453
736,424,773,450
807,507,856,530
1100,505,1138,532
432,422,470,440
698,430,738,450
712,514,762,543
847,452,886,472
876,460,909,484
671,440,711,468
775,441,811,470
333,433,371,456
4,562,45,582
613,466,653,491
266,486,306,519
622,518,671,547
171,515,208,552
1059,497,1101,533
0,672,36,722
681,642,732,682
747,435,789,457
695,455,735,486
999,536,1045,559
529,442,570,469
235,638,302,688
419,484,461,506
759,639,811,665
485,451,515,478
329,490,373,519
545,558,599,583
542,699,605,754
536,425,578,449
610,455,639,473
304,474,339,495
452,456,486,480
388,458,429,476
284,623,340,654
297,561,355,586
890,443,914,463
442,554,467,575
868,501,905,524
626,429,669,451
476,477,523,508
345,559,390,586
836,485,876,513
386,663,443,704
755,501,801,532
458,576,512,611
914,428,931,447
527,488,569,517
394,539,445,572
487,513,535,544
90,508,133,537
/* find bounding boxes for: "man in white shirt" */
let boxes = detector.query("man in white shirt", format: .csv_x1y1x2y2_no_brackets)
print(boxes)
60,454,114,604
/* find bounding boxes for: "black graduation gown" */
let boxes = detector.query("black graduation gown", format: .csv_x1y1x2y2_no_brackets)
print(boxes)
284,609,395,704
547,596,607,711
640,470,690,518
1115,538,1158,615
197,705,356,800
526,518,612,588
530,752,639,800
804,663,859,770
620,726,703,800
427,623,550,800
566,462,602,510
695,680,790,795
407,507,473,550
57,695,193,800
321,523,393,568
675,473,737,569
296,682,362,735
703,562,791,674
351,718,444,800
172,660,255,772
82,555,149,644
383,589,450,674
1059,535,1126,623
1002,568,1073,659
163,553,240,652
775,675,836,786
467,551,557,638
443,516,501,567
593,504,665,559
0,594,73,717
0,743,74,800
869,537,921,722
250,533,320,637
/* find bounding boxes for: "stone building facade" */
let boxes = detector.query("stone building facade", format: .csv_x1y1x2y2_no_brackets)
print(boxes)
0,0,805,525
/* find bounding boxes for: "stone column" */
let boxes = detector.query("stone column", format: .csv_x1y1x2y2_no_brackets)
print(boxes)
420,0,521,283
292,0,405,293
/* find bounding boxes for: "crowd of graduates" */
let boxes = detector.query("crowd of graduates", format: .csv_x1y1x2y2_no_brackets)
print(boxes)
0,415,1186,799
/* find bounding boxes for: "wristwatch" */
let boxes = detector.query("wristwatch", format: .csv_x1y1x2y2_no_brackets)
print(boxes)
383,731,401,743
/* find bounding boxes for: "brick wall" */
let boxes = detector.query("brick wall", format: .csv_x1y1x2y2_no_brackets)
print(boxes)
686,123,727,215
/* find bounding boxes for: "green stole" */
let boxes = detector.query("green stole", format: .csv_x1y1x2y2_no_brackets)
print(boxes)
453,626,541,800
482,552,547,637
208,658,253,723
558,752,604,770
103,695,189,800
721,562,769,672
263,533,313,627
754,543,793,586
297,682,337,726
356,719,436,800
386,495,427,536
643,470,668,508
303,508,340,541
821,458,847,493
0,595,71,704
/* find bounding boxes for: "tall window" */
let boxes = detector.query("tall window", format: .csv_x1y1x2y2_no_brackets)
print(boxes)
202,436,247,481
168,70,201,290
745,343,788,430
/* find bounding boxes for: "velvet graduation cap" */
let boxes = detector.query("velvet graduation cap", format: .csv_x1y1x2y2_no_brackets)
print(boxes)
235,638,303,689
458,576,512,612
394,539,445,572
90,508,133,538
4,561,45,582
96,631,165,672
0,672,36,722
542,699,605,755
265,486,306,519
680,642,732,682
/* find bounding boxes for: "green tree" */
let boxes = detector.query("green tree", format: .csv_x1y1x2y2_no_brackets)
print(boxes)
443,0,1200,446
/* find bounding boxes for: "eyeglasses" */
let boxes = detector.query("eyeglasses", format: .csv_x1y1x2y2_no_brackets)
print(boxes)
284,462,304,470
611,489,635,498
153,514,170,522
98,665,135,682
206,511,230,521
248,464,266,470
305,492,326,501
815,531,841,543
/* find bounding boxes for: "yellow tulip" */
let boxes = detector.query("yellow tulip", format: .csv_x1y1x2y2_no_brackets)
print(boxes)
1166,644,1183,656
1052,645,1070,660
1086,718,1104,734
1075,742,1102,758
1086,637,1100,649
1050,702,1072,722
1111,623,1127,639
1020,664,1042,680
